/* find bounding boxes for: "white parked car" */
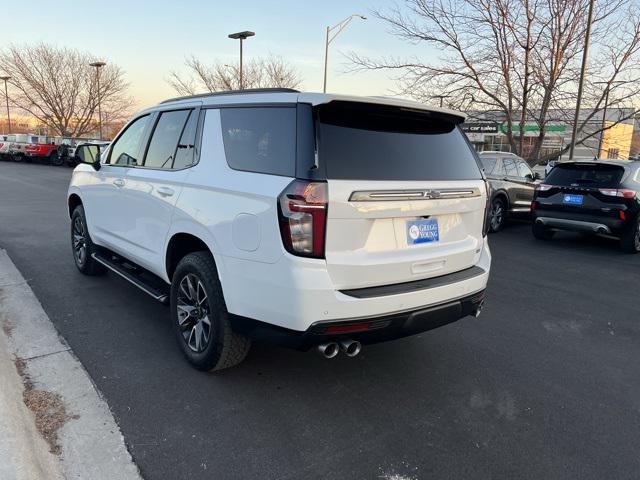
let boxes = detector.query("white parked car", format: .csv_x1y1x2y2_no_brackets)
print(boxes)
67,89,491,371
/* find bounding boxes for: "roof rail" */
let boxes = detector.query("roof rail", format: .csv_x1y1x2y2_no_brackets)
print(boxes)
159,88,300,104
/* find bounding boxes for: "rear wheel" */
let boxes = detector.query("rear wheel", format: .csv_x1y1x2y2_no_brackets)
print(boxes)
620,215,640,253
50,151,63,166
532,221,555,240
70,205,106,275
489,197,506,233
170,252,251,371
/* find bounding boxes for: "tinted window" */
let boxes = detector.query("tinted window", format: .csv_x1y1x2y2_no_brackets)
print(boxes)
173,111,199,169
503,158,518,176
220,107,296,176
144,110,191,169
316,102,481,181
108,115,150,166
480,156,497,173
545,163,625,188
517,161,533,178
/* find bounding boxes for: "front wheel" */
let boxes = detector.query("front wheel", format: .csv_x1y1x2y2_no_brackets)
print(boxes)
170,252,251,372
489,197,506,233
70,205,106,275
620,215,640,253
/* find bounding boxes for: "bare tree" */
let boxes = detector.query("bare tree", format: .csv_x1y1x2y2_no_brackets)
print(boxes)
168,55,302,95
0,43,132,137
349,0,640,164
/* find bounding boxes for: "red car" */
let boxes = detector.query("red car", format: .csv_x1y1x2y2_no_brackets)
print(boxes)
24,143,63,165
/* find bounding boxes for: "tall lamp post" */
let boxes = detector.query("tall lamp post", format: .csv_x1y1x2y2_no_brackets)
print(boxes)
568,0,595,160
89,61,106,140
0,75,11,134
323,14,367,93
595,80,626,159
228,31,255,90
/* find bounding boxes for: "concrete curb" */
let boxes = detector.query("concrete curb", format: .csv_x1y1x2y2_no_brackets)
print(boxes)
0,249,142,480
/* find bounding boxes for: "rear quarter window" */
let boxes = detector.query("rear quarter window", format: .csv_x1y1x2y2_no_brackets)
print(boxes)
220,107,296,177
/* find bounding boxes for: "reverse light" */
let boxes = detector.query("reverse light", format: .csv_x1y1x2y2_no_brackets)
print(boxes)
598,188,636,199
278,180,328,258
537,184,553,191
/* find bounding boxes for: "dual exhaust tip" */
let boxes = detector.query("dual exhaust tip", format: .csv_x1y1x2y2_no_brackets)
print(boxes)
317,339,361,359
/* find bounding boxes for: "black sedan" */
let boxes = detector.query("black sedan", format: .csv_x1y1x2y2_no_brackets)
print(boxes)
532,160,640,253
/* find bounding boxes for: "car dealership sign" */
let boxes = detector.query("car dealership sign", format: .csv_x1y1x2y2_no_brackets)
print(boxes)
461,122,500,134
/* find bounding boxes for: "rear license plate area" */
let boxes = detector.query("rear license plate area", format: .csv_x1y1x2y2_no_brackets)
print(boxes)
407,218,439,245
563,194,584,205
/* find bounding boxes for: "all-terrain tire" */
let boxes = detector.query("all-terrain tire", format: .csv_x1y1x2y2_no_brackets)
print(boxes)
170,251,251,372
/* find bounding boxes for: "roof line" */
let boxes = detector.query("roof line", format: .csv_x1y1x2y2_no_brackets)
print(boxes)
159,88,300,104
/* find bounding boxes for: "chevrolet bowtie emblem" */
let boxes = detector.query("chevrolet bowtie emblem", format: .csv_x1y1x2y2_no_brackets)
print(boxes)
424,190,441,199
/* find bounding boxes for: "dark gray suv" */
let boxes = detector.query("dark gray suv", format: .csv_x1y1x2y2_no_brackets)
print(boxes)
479,151,539,232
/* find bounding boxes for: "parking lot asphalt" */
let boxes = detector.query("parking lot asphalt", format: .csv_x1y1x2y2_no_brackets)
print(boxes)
1,160,639,480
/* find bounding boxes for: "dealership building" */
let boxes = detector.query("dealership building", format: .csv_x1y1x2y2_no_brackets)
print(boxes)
462,108,636,161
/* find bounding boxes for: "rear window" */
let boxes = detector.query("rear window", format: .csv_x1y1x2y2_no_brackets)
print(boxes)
220,107,296,177
315,102,482,181
545,163,625,188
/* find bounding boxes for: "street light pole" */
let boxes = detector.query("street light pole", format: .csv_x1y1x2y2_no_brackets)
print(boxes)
323,14,367,93
228,31,255,90
0,76,11,134
568,0,595,160
89,61,106,140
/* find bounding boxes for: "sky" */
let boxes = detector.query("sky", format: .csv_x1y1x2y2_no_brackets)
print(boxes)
2,0,436,110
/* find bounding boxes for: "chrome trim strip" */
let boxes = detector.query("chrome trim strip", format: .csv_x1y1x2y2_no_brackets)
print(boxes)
349,188,481,202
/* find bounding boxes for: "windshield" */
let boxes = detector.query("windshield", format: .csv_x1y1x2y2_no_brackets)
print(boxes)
545,163,625,188
315,102,482,181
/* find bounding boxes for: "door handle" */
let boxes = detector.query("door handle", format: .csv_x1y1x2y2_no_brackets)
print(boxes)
113,178,125,187
157,186,175,197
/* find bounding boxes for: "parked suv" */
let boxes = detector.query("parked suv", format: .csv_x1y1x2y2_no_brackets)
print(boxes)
479,151,539,232
532,160,640,252
67,89,491,371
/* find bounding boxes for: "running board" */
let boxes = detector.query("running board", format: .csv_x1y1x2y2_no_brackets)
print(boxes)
91,252,170,304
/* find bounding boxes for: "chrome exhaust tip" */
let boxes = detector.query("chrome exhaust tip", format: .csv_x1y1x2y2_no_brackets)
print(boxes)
339,339,362,357
317,342,339,359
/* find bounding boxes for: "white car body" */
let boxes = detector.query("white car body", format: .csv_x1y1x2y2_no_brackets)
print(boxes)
68,89,490,356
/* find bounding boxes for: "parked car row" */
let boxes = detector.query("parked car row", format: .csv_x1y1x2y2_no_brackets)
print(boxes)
479,150,640,253
0,134,108,167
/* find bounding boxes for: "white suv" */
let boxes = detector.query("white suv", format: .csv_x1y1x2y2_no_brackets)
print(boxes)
67,89,491,371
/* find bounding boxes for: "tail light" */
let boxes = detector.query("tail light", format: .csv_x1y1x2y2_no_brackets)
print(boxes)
278,180,328,258
598,188,636,199
482,180,491,237
531,200,537,211
619,210,627,221
537,184,553,191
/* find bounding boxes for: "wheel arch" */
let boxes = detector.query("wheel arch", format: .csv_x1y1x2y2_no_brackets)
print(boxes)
68,193,83,218
165,231,221,282
491,190,510,209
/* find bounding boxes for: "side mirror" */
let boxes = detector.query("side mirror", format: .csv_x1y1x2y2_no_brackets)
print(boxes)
74,145,101,171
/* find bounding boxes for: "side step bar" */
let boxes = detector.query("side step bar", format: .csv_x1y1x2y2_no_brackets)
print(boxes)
91,252,170,304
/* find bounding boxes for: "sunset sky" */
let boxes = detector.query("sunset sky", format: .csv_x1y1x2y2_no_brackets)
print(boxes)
4,0,437,110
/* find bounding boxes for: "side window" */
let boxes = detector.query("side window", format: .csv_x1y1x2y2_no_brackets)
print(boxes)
219,107,296,176
517,160,533,178
503,158,518,177
493,159,506,176
108,115,150,166
144,109,191,169
480,156,497,174
172,110,199,169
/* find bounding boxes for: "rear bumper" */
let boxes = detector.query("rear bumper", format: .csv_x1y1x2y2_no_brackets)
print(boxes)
231,290,485,350
534,212,626,234
220,239,491,333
